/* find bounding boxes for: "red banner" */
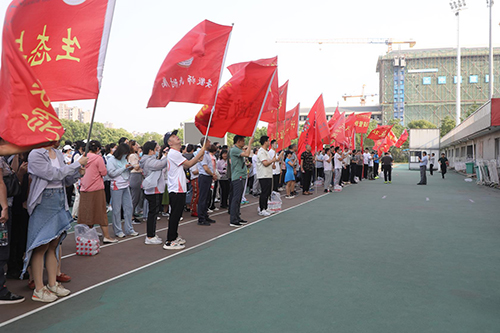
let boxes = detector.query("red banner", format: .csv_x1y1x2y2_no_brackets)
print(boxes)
330,112,345,145
298,95,329,159
395,129,408,148
194,63,276,138
285,103,300,144
268,80,289,148
354,112,372,134
228,56,279,123
367,125,394,141
148,20,232,108
6,0,115,101
327,106,341,132
344,113,356,149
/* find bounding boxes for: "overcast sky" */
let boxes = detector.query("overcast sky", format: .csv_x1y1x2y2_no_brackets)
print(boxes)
1,0,499,134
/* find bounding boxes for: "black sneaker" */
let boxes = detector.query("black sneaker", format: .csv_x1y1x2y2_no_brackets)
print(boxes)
0,291,25,304
239,219,248,224
197,221,211,226
207,218,216,223
229,222,242,227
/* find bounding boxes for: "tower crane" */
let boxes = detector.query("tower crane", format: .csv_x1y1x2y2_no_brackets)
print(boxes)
342,85,378,106
276,38,416,53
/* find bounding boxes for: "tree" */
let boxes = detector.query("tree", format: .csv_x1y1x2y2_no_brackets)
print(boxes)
440,115,456,138
406,119,437,129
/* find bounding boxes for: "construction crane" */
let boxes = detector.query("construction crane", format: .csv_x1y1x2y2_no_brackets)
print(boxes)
342,84,378,106
276,38,416,53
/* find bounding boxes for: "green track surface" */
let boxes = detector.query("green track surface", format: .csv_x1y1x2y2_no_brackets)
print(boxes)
6,166,500,332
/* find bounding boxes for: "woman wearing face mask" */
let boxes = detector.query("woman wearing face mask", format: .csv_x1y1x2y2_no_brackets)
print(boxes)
107,143,137,238
127,140,143,223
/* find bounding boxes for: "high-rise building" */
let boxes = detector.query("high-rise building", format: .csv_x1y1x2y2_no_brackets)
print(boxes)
376,47,500,126
53,103,91,123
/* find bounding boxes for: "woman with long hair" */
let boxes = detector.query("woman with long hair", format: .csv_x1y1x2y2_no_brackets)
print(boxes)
23,142,87,302
216,149,230,208
107,143,137,238
78,140,117,243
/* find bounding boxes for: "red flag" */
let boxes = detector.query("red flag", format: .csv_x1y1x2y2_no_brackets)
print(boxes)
148,20,232,107
344,113,356,149
387,130,398,146
7,0,116,101
228,56,280,123
298,95,329,159
268,80,289,146
354,112,372,134
329,112,345,145
285,103,300,143
327,106,341,132
395,129,408,148
367,125,394,141
194,63,276,137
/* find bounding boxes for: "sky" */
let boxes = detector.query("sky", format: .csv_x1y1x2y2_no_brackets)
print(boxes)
1,0,499,135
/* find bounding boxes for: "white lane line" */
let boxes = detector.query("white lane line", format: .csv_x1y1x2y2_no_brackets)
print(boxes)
382,195,387,199
426,198,429,201
469,199,475,203
0,192,329,328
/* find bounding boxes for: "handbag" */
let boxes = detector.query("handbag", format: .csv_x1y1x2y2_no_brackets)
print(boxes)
2,158,21,197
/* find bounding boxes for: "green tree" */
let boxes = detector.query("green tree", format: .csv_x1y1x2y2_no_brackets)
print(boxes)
406,119,437,129
440,115,456,138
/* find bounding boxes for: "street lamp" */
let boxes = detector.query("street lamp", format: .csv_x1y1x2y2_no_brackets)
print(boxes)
487,0,494,100
450,0,467,126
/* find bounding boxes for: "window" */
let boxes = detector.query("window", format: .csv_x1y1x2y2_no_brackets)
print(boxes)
400,89,404,94
438,76,446,84
469,75,478,84
461,147,466,157
495,138,499,160
400,80,404,85
454,76,463,84
423,77,431,85
455,148,460,158
485,75,490,83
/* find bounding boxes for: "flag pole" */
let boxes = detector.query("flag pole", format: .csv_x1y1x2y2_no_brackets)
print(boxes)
251,69,277,137
84,95,99,155
204,24,234,144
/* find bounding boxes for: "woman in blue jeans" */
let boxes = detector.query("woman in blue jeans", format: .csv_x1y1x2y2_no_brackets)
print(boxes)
107,143,137,238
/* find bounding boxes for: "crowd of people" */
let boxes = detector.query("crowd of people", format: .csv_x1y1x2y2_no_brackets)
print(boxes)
0,130,450,305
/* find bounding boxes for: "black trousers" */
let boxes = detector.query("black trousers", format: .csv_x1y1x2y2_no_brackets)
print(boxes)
302,169,313,192
219,179,230,208
167,192,185,242
259,178,272,211
0,207,12,296
383,165,392,182
363,164,368,179
373,162,379,177
430,164,434,175
197,174,212,223
145,193,162,237
7,198,29,277
230,178,245,223
356,165,363,181
272,174,280,192
350,164,357,182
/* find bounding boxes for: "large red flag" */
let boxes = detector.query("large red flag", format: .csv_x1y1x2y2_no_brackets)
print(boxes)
330,112,346,145
7,0,116,101
148,20,232,107
395,129,408,148
354,112,372,134
268,80,289,147
386,130,398,146
228,56,279,123
367,125,394,141
298,95,329,159
344,113,356,149
284,103,300,144
327,106,341,132
194,63,276,138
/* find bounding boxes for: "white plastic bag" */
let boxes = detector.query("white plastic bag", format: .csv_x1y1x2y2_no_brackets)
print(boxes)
267,191,282,213
74,224,100,256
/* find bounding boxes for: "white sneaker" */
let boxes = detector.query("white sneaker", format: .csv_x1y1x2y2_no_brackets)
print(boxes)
161,212,169,217
180,217,183,221
258,210,271,216
116,232,126,238
128,231,139,237
266,209,275,215
175,236,186,245
47,283,70,297
145,236,162,245
32,286,58,303
163,240,185,250
207,209,213,213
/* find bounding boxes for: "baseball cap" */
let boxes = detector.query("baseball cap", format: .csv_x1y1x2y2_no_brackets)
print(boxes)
63,145,73,151
163,130,179,147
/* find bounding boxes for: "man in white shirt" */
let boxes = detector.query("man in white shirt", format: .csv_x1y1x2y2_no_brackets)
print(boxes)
333,147,344,189
268,140,281,192
363,148,371,179
163,130,207,250
256,136,282,216
251,148,260,196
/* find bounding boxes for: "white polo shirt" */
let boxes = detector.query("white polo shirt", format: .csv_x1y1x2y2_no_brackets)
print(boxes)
167,149,187,193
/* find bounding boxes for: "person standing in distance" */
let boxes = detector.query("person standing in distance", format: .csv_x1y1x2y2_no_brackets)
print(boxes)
381,152,393,184
257,136,282,216
438,153,449,179
417,152,428,185
228,135,253,227
429,153,436,176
